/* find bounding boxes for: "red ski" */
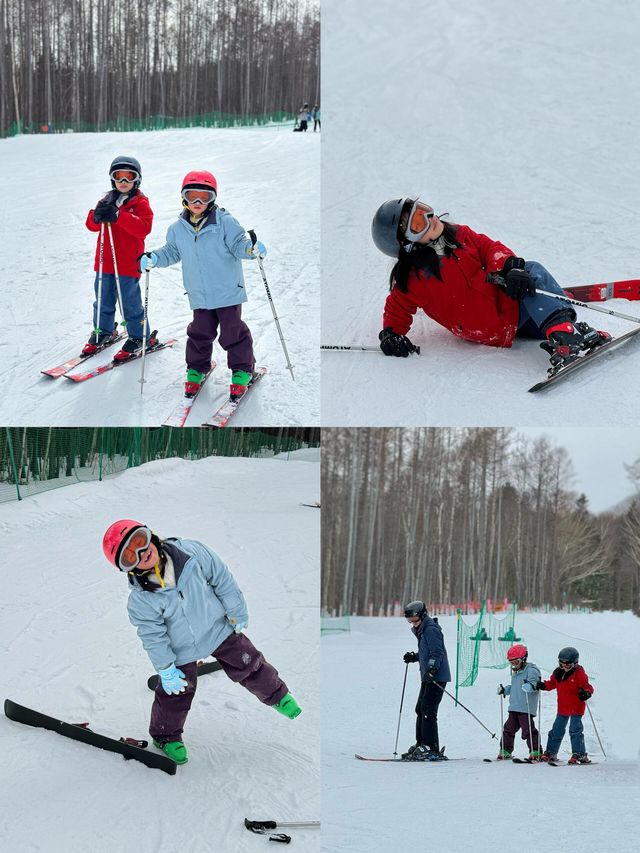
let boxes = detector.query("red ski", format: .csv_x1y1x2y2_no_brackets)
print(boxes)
566,279,640,302
201,367,267,428
162,365,216,428
41,329,125,378
64,339,177,382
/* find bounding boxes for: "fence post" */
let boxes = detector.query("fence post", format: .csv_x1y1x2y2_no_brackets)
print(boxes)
455,608,461,705
99,428,104,482
5,428,22,501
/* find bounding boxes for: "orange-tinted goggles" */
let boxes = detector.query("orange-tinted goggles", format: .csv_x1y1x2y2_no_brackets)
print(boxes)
110,169,139,183
182,188,216,205
119,526,152,571
405,200,435,241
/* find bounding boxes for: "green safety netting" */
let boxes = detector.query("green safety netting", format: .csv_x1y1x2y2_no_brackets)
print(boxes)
0,427,319,503
456,603,519,694
320,614,351,635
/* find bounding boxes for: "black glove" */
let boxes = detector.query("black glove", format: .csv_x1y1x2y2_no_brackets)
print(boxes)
535,680,546,691
425,658,438,679
379,327,418,357
578,688,591,701
94,199,119,224
403,651,419,663
496,257,536,301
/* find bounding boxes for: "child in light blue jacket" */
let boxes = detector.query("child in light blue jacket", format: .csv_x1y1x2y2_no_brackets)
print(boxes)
140,170,267,400
496,644,541,760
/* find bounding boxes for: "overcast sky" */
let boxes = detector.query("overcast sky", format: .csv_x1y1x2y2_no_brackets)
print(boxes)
517,427,640,513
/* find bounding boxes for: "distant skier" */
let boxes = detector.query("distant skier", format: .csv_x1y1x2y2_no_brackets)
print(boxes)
139,170,266,401
293,103,309,132
312,105,321,132
535,646,594,764
401,600,451,761
371,198,612,375
496,644,541,761
103,520,301,764
84,156,158,361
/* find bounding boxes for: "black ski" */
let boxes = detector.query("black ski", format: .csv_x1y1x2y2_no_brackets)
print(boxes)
355,753,463,762
529,325,640,392
548,760,597,766
4,699,176,775
147,659,222,691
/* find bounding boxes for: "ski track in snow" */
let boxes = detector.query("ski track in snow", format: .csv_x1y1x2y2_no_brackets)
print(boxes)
322,614,640,853
0,127,319,426
0,452,320,852
321,0,640,425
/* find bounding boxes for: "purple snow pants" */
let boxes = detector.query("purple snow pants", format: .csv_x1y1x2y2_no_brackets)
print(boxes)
186,306,255,373
501,710,540,753
149,632,288,743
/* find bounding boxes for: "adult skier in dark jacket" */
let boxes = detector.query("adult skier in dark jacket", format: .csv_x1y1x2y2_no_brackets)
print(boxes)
401,600,451,761
371,198,612,375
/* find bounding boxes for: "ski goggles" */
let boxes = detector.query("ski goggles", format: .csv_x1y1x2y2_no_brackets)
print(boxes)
402,199,436,242
558,660,575,668
118,525,152,571
181,188,217,205
110,170,139,184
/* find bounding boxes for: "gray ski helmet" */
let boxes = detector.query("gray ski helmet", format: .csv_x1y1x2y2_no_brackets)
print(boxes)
558,646,579,664
404,600,427,619
371,198,412,257
109,155,142,188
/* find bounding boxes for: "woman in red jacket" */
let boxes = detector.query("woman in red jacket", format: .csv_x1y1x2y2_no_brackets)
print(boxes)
84,155,157,361
371,198,611,375
536,646,594,764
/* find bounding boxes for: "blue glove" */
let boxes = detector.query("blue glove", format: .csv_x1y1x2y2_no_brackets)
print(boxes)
139,251,158,271
246,241,267,259
158,664,187,695
522,682,535,693
228,617,248,633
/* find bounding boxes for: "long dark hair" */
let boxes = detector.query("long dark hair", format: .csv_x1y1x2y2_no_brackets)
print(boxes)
389,221,463,293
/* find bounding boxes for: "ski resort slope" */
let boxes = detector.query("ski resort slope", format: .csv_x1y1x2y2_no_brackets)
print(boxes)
0,451,320,853
321,0,640,425
322,614,640,853
0,125,319,426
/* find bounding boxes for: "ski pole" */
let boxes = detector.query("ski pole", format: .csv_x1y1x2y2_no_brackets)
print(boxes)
244,819,320,833
321,344,421,355
248,229,295,382
95,223,105,341
586,703,607,758
393,662,410,757
106,222,126,325
499,689,504,751
534,287,640,325
139,269,150,394
432,679,497,739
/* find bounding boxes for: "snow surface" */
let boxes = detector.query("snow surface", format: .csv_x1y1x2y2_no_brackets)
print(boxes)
321,0,640,425
0,451,319,852
0,126,319,426
322,613,640,853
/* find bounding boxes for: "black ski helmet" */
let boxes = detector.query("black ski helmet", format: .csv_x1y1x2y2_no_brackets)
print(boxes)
371,198,413,257
109,155,142,189
404,600,427,619
558,647,579,664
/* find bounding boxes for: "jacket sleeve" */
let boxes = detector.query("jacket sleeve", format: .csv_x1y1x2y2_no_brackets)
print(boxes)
382,287,419,336
423,623,446,670
503,684,512,696
221,212,253,260
116,197,153,240
464,226,515,274
127,596,175,672
525,664,541,689
195,543,248,624
542,673,557,691
577,669,594,695
154,224,182,267
85,209,101,232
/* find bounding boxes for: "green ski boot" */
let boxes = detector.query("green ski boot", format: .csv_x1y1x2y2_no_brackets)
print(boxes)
273,692,302,719
230,369,253,401
153,739,188,764
185,368,206,398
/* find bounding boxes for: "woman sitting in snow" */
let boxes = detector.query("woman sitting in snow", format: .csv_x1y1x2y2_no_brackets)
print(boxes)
102,519,301,765
371,198,611,374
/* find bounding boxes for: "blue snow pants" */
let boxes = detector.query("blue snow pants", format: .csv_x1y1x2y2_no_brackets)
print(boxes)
516,261,576,339
91,272,150,340
545,713,586,756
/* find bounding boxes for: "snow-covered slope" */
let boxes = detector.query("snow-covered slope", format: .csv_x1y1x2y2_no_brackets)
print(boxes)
0,451,319,852
322,614,640,853
0,126,319,426
321,0,640,425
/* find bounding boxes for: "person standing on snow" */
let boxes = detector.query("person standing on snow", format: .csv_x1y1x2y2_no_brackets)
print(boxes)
312,105,321,132
139,171,266,401
293,103,309,132
84,156,159,361
535,646,594,764
371,198,612,375
496,644,542,761
103,519,301,765
401,600,451,761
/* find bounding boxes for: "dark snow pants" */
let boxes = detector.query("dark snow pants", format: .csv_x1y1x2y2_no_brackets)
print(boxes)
501,710,540,753
185,306,255,374
415,680,446,752
149,632,288,743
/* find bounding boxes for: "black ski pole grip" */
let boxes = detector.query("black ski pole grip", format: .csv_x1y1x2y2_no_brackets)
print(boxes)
248,228,257,247
245,819,276,832
269,834,291,844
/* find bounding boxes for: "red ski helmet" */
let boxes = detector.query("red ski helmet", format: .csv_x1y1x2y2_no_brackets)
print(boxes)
507,644,528,661
103,519,150,571
181,170,218,194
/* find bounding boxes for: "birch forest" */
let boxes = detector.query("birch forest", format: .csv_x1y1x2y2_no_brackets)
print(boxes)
322,428,640,615
0,0,320,136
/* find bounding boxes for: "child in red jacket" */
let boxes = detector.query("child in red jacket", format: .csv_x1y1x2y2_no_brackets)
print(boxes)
84,155,157,361
371,198,612,376
536,646,594,764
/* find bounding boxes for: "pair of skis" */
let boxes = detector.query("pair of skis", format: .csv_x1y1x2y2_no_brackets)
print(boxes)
162,367,268,429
